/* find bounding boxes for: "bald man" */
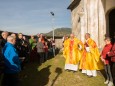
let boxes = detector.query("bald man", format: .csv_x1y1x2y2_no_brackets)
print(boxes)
79,33,104,77
2,36,21,86
63,33,83,71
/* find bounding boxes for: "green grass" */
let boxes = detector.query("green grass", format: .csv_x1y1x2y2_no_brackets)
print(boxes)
18,53,106,86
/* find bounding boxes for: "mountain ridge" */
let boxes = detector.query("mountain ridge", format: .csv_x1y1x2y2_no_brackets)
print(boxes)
45,27,72,37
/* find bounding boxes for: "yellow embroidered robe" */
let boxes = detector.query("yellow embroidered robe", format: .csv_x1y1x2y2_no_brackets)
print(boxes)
79,38,104,70
63,38,83,65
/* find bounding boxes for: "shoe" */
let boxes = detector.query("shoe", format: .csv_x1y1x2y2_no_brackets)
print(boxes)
73,71,77,73
82,73,87,76
65,69,68,71
65,69,70,72
87,75,93,78
104,80,109,84
108,81,113,86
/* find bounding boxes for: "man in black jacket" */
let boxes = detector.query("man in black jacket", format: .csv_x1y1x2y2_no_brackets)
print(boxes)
0,31,9,76
0,31,9,48
16,33,26,70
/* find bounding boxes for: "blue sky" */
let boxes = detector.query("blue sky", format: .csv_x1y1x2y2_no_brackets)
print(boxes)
0,0,71,35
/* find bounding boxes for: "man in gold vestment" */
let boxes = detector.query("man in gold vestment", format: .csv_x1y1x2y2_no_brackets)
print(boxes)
63,34,83,71
79,33,104,77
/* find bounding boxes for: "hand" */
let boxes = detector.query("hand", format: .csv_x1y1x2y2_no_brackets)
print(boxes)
107,52,110,54
101,56,104,61
43,46,45,48
103,60,106,65
101,57,106,64
101,58,105,62
78,44,82,50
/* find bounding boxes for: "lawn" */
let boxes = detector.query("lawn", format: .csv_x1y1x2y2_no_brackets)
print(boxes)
17,52,106,86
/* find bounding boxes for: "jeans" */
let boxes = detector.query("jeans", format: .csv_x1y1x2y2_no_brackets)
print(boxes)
104,64,113,82
52,47,55,56
45,52,48,61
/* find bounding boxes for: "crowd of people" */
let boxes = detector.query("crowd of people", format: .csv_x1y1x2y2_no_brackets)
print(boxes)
63,33,115,86
0,30,115,86
0,31,56,86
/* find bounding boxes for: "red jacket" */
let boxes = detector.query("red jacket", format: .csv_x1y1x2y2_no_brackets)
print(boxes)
108,43,115,62
101,43,112,64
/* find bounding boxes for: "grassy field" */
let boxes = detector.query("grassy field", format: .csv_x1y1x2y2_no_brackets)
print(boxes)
18,53,106,86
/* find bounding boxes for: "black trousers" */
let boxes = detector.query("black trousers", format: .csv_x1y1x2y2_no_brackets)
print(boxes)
37,52,44,64
110,62,115,83
1,73,19,86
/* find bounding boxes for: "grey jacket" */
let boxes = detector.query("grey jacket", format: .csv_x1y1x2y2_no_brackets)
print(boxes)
37,42,44,53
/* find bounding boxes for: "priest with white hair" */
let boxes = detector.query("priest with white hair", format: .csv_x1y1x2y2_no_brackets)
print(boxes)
63,33,83,71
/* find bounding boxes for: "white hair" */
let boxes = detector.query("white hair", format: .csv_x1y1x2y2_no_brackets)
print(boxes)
85,33,90,37
7,36,15,43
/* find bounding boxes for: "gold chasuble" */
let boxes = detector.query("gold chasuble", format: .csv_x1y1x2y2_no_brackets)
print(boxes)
63,37,83,71
79,38,104,76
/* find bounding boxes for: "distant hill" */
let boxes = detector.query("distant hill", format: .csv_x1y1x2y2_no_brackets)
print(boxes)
45,28,71,37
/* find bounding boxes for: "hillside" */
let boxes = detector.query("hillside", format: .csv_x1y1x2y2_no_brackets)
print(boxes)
45,28,72,37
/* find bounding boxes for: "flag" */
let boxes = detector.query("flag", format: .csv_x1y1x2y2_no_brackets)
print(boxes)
50,12,54,16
